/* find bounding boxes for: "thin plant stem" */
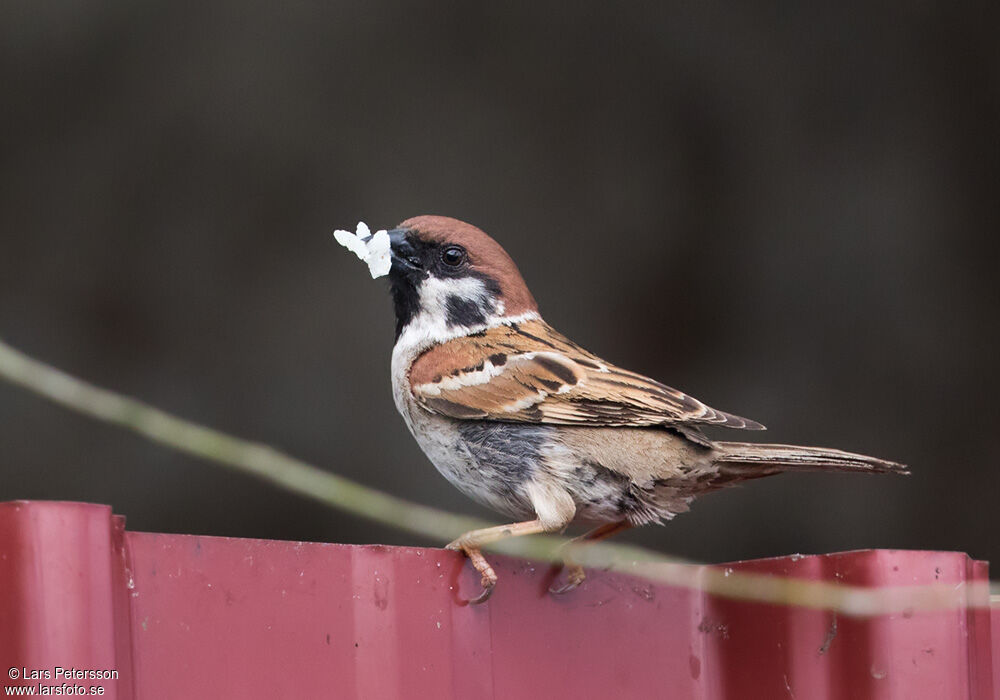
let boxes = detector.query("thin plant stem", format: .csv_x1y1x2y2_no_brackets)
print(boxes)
0,337,990,616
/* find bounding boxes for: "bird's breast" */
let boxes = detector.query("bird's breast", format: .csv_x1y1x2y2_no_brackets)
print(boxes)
391,349,538,519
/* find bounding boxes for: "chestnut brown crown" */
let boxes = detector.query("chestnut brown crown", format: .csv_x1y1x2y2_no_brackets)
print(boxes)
398,215,538,317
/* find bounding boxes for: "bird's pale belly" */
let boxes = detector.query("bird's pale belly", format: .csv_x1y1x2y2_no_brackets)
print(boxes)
401,404,703,526
403,409,539,520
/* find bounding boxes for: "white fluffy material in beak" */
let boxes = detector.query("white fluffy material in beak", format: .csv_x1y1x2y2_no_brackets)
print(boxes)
334,221,391,278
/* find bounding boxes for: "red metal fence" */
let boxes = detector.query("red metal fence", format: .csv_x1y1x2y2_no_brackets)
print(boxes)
1,500,995,698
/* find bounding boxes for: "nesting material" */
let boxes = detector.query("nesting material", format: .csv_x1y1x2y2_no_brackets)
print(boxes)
334,222,391,278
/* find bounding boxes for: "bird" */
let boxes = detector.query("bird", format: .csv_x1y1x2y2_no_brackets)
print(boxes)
378,214,907,603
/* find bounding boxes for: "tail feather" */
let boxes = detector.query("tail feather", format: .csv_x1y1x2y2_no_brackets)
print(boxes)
715,442,909,476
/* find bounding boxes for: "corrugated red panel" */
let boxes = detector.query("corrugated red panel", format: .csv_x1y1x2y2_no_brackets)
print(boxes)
0,500,995,699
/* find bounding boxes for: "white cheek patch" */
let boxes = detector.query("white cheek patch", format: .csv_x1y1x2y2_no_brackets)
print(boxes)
404,275,496,339
333,221,391,278
391,279,481,362
417,276,493,314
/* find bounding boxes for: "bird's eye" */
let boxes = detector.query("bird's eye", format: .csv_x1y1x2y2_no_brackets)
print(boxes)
441,246,466,267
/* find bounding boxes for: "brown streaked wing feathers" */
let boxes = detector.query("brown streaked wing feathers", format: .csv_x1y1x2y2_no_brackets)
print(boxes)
409,319,765,430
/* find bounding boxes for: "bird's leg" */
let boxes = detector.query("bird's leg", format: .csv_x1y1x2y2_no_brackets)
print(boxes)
446,519,548,604
549,520,632,595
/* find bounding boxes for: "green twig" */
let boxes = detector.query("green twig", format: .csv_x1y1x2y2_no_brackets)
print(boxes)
0,337,992,616
0,337,489,541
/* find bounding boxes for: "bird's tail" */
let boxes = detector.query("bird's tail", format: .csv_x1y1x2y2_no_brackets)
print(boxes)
714,442,909,478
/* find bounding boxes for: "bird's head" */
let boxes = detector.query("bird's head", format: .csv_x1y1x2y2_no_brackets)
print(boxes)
387,216,538,343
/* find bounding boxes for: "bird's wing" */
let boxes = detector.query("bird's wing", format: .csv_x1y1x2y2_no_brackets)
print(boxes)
408,318,764,430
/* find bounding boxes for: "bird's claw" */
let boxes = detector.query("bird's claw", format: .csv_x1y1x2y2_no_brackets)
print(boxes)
468,576,495,604
548,564,587,595
447,540,498,604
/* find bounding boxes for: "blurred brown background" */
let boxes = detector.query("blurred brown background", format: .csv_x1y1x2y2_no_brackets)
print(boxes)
1,2,998,564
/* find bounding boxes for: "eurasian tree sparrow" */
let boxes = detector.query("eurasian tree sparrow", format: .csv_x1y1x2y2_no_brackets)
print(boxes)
355,215,906,603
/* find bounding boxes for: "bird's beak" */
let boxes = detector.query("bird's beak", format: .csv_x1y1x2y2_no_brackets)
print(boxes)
388,227,421,271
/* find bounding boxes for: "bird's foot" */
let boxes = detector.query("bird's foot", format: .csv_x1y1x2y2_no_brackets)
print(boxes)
447,539,497,604
548,564,587,595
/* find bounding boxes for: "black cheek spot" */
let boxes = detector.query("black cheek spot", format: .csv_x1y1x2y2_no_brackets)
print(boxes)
488,353,507,366
445,294,488,328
